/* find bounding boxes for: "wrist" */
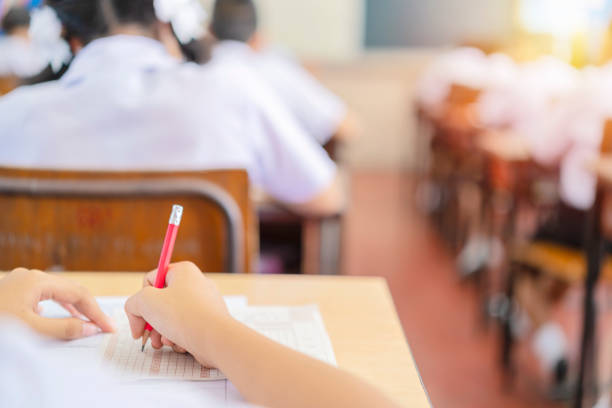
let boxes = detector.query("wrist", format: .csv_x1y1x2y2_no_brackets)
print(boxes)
189,312,239,368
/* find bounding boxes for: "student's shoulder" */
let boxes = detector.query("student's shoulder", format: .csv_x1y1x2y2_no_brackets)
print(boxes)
180,60,272,104
0,81,60,119
176,61,247,93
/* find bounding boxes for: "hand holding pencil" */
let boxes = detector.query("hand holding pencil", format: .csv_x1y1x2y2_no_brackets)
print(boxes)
125,261,231,366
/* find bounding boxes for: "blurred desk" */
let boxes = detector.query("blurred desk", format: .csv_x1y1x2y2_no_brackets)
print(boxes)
591,156,612,183
477,132,531,162
4,271,430,407
256,194,344,276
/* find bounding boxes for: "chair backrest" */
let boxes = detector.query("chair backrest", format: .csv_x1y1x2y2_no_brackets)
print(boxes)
0,76,17,96
602,120,612,154
446,84,481,106
600,120,612,237
0,167,257,273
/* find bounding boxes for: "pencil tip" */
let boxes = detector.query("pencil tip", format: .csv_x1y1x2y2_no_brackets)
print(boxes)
141,345,145,352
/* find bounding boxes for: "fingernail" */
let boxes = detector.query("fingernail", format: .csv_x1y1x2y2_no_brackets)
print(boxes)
82,323,102,337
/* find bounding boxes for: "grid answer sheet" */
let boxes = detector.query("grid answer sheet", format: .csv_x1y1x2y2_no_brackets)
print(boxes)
40,296,337,403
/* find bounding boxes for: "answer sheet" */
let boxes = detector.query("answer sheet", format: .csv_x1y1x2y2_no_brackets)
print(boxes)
40,296,336,404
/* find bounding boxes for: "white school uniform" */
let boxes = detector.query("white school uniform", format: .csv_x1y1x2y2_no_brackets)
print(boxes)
542,66,612,210
0,35,336,204
416,47,505,112
0,35,47,77
477,56,581,166
211,40,347,145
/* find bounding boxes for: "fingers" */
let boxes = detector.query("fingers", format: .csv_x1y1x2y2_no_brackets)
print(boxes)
38,275,115,333
61,303,85,319
173,344,187,354
125,305,147,340
142,262,202,290
150,330,163,349
143,269,157,288
161,336,186,353
29,314,101,340
125,287,156,339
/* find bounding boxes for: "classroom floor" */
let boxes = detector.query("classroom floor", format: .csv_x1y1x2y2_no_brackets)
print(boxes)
343,170,562,408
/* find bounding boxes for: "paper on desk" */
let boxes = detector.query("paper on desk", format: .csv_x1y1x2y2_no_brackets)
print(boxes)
99,300,337,381
40,296,336,402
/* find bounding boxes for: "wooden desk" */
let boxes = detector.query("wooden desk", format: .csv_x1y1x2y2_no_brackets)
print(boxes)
17,272,430,407
477,131,531,162
257,202,343,275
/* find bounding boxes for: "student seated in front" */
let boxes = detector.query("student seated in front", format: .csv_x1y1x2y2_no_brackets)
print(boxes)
209,0,358,145
0,0,343,217
0,7,48,79
0,263,399,407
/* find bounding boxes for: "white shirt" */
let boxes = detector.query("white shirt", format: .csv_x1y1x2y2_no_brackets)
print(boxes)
477,56,580,134
0,319,246,408
539,66,612,210
416,47,516,112
488,61,612,210
0,35,336,204
0,35,48,77
212,40,347,145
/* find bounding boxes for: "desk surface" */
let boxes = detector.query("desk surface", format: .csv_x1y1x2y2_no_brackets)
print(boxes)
477,131,531,162
19,272,430,407
593,156,612,185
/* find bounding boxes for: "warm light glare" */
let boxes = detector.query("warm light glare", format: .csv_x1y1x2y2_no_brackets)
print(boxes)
520,0,612,37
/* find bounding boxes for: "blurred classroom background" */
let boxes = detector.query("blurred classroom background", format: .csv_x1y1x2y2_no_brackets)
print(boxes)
6,0,612,407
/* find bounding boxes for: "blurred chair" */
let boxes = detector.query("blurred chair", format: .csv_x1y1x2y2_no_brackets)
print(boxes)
0,167,256,273
0,75,17,96
420,83,484,252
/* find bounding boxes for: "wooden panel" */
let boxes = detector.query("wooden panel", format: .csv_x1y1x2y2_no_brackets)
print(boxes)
513,242,612,284
0,76,17,96
0,168,257,273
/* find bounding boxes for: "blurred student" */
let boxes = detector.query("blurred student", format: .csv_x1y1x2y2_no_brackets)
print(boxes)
0,0,343,217
210,0,358,145
0,264,399,407
0,7,47,78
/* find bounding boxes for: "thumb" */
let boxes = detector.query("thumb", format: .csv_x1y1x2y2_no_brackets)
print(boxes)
29,314,102,340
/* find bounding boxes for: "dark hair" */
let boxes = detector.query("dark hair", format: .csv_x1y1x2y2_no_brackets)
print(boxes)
178,36,213,64
1,7,31,34
211,0,257,43
46,0,158,45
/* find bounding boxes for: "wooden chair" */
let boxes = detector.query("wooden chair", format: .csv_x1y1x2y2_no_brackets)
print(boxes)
0,76,17,96
510,121,612,284
428,84,484,251
501,120,612,393
0,167,257,273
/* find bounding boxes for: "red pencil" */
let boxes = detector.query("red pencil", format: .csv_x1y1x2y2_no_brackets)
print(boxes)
141,204,183,351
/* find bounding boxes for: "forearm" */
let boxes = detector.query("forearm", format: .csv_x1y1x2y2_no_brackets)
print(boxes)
202,318,399,408
288,175,346,217
333,112,360,142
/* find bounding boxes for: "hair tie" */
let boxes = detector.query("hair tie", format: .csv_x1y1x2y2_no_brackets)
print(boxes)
154,0,208,44
29,6,72,73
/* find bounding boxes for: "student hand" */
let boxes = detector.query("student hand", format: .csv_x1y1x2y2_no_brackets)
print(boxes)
124,261,231,367
0,268,115,340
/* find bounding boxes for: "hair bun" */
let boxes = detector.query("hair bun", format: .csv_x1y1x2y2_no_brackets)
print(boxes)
154,0,208,44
